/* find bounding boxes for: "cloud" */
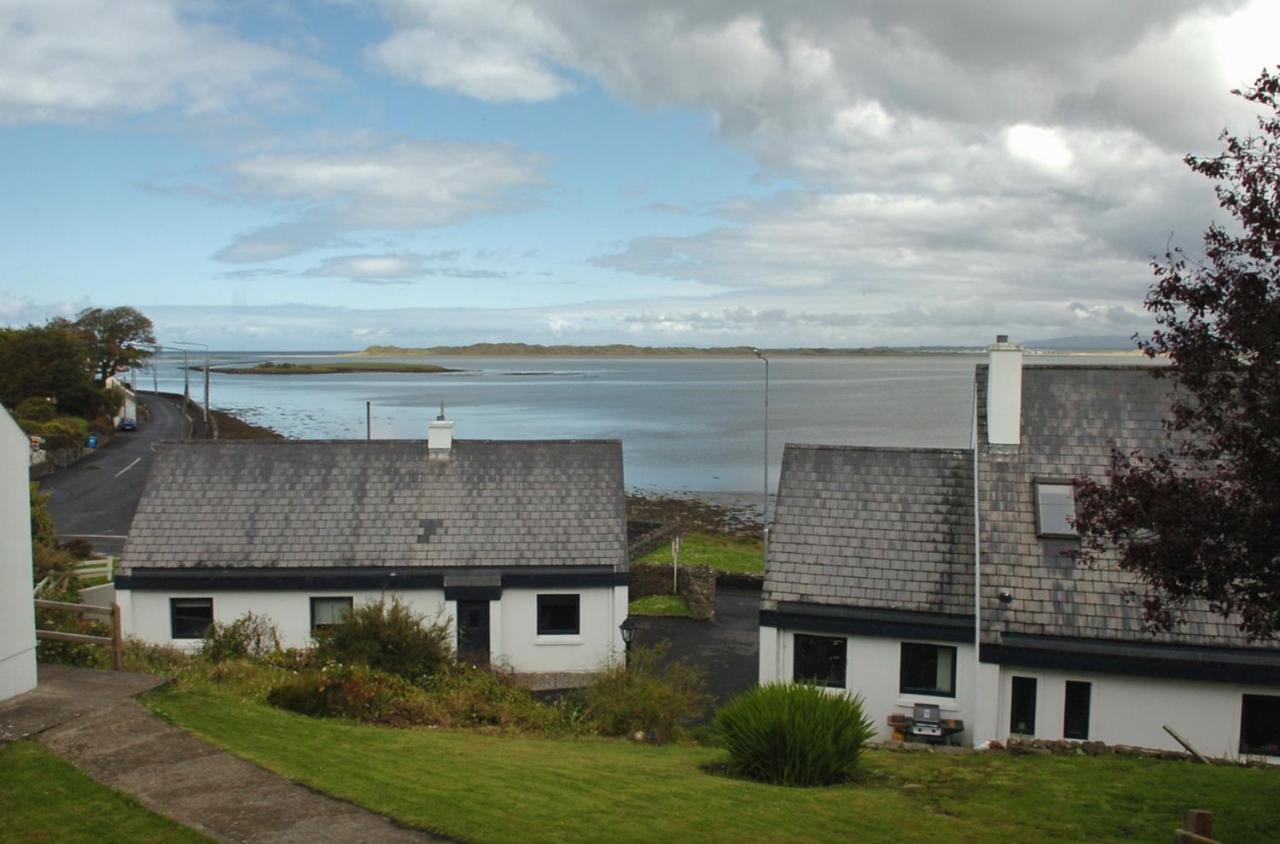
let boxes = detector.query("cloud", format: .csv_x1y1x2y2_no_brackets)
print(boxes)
0,0,328,124
214,139,547,262
301,252,510,283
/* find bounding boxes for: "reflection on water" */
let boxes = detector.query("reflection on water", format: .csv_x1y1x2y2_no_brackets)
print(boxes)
140,353,1155,492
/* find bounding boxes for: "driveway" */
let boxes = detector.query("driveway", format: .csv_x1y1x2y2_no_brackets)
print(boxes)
634,585,760,707
38,394,187,556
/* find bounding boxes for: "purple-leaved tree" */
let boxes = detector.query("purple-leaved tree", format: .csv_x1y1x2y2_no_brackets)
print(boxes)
1073,67,1280,640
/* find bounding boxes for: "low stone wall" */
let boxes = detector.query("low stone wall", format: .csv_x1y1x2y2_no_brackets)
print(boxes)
627,520,679,561
631,562,717,621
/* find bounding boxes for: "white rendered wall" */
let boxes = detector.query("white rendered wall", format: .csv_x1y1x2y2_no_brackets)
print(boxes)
994,667,1280,761
0,408,36,701
120,588,451,652
496,586,626,674
759,627,976,744
120,584,628,675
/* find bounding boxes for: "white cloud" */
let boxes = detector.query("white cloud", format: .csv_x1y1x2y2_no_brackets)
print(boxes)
215,139,547,262
0,0,327,124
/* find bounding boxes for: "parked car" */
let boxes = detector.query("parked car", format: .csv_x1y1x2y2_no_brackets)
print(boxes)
119,418,137,432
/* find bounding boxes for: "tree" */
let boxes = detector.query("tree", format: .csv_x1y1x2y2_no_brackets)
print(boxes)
73,306,154,384
1073,68,1280,640
0,322,98,413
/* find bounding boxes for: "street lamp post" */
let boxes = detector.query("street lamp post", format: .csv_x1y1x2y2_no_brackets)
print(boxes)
752,348,770,561
172,340,211,430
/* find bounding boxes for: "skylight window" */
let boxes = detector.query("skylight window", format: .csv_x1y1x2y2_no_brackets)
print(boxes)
1036,482,1077,537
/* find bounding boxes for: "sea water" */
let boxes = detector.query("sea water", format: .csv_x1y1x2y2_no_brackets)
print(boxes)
139,353,1152,493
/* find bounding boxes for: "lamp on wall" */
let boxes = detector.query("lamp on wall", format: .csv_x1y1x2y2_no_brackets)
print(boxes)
619,617,636,665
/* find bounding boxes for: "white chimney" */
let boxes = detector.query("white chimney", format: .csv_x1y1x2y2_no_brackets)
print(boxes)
428,404,454,459
986,334,1023,447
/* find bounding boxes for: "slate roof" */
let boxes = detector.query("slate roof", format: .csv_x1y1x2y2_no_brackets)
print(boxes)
766,363,1278,653
976,365,1276,650
763,445,974,616
122,439,627,571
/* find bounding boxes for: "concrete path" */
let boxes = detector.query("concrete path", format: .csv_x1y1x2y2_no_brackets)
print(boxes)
1,665,442,843
635,584,760,707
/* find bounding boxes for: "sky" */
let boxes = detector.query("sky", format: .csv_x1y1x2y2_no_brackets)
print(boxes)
0,0,1276,350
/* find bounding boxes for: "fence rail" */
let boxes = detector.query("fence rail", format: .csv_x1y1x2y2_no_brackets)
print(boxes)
34,598,123,671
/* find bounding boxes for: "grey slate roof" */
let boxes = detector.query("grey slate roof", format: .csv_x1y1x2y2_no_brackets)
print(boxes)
122,439,627,571
766,363,1277,653
763,445,974,616
976,365,1275,650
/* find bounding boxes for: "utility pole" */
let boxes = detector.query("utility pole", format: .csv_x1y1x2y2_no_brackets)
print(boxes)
752,348,770,561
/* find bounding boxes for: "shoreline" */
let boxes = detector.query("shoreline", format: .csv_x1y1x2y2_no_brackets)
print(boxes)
198,402,762,535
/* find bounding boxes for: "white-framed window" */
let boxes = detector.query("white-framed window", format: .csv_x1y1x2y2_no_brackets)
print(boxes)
793,633,846,688
899,642,957,697
170,598,213,639
1240,694,1280,756
536,594,580,636
310,596,353,635
1035,482,1077,537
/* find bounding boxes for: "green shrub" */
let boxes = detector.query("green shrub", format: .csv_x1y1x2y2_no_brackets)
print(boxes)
15,397,56,423
267,664,434,727
37,416,90,450
423,663,563,732
315,597,452,682
114,638,192,675
201,612,283,663
716,683,876,786
582,643,711,742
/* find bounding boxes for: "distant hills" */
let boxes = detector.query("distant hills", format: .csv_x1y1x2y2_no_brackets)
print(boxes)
360,337,1143,357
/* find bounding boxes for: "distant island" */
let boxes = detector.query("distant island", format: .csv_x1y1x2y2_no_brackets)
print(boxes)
213,361,459,375
360,343,979,357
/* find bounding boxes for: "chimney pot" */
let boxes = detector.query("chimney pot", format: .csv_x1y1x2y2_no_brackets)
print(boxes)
986,335,1023,447
428,412,455,459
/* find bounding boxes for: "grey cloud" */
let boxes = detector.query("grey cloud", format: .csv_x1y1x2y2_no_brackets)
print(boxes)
0,0,331,125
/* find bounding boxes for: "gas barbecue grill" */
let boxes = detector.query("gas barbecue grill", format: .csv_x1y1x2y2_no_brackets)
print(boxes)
887,703,965,745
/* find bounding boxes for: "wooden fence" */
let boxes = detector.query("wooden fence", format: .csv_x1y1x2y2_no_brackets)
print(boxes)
1174,810,1219,844
34,598,123,671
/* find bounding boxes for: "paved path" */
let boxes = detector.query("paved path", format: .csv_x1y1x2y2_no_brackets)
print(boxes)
635,585,760,707
1,666,442,843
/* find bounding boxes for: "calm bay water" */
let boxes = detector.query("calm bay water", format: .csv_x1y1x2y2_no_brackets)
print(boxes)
141,353,1151,493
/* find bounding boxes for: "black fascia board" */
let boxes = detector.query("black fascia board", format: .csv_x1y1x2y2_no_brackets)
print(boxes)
760,603,974,644
981,634,1280,686
118,566,629,592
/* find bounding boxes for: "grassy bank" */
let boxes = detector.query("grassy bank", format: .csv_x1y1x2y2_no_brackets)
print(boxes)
0,741,209,843
636,532,764,574
146,688,1277,843
213,361,457,375
629,594,693,617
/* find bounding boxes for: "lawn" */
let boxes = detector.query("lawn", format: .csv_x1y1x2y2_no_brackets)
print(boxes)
0,741,209,844
629,594,693,617
637,532,763,574
147,688,1278,844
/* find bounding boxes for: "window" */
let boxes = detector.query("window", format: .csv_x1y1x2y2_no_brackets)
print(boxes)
1036,482,1077,537
793,634,846,688
1063,681,1092,739
1010,676,1037,735
310,596,353,634
899,642,957,697
536,594,580,635
170,598,213,639
1240,694,1280,756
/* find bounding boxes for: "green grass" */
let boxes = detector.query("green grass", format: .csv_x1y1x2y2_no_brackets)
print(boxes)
628,594,693,617
0,741,209,843
146,688,1279,844
637,532,763,574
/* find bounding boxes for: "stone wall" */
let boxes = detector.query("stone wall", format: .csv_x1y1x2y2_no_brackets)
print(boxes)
630,562,717,621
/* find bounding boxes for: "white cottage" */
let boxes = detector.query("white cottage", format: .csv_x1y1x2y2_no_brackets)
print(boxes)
760,339,1280,760
0,405,37,701
116,419,630,687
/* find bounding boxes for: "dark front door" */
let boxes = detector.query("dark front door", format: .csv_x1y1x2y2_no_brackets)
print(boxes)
457,600,490,667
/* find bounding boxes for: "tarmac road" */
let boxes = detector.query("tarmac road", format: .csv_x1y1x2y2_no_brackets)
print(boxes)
38,394,189,557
